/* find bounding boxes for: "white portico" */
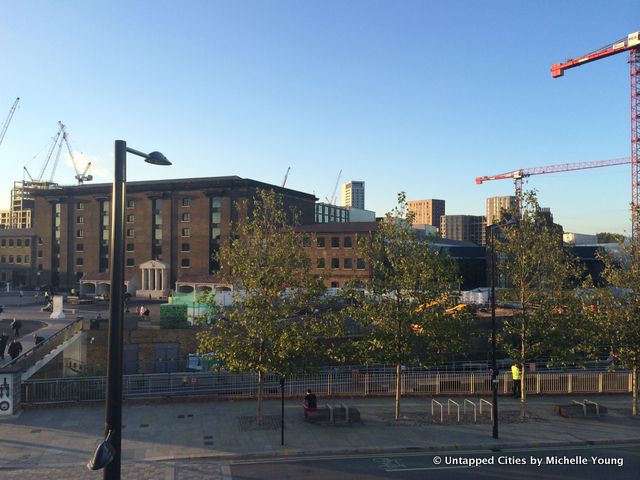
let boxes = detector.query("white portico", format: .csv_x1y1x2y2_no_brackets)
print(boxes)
136,260,170,299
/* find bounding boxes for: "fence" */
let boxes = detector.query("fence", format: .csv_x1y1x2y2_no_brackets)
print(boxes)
21,369,633,405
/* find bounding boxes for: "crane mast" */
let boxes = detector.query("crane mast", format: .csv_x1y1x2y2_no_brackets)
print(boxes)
551,31,640,237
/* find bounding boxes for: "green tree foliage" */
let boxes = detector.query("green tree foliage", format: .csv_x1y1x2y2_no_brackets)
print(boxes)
497,191,586,416
196,189,327,421
591,239,640,415
344,193,471,420
596,232,626,244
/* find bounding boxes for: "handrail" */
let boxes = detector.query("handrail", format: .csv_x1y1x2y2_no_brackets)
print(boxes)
2,319,83,371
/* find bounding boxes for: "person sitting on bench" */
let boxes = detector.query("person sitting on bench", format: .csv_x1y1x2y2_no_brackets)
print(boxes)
303,389,317,417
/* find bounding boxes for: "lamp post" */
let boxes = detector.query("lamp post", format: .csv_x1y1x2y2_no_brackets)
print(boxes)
488,218,516,440
87,140,170,479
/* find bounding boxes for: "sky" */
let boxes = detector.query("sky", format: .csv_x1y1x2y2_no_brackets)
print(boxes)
0,1,638,235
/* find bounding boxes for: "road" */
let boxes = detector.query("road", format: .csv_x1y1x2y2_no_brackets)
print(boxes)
226,444,640,480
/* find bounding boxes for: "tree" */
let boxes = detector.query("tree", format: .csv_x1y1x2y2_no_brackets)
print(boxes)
596,232,626,244
344,193,470,420
591,238,640,415
497,191,585,416
196,189,326,421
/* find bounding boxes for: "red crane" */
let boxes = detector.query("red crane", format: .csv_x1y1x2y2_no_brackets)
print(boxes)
476,157,630,211
551,31,640,237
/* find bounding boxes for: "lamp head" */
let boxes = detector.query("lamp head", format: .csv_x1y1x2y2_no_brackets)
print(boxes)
144,151,171,166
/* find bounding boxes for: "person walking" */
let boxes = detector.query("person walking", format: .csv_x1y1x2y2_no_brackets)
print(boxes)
0,331,8,360
10,318,22,337
511,362,521,398
8,339,22,360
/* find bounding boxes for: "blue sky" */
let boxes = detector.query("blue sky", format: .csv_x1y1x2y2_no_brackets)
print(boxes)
0,1,637,234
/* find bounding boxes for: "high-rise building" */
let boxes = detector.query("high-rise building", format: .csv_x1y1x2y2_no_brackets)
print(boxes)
440,215,486,246
486,196,517,226
341,181,365,209
408,199,445,228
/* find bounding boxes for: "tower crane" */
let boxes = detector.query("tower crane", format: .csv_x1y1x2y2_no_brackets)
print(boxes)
326,169,342,205
0,97,20,148
476,156,630,209
551,31,640,237
60,122,92,184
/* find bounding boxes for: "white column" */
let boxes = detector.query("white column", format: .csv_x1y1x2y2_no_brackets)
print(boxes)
155,269,160,291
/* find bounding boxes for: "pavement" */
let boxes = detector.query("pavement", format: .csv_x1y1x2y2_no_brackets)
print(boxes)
0,394,639,479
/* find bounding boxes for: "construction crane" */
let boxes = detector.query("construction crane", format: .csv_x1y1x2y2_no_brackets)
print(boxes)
281,166,290,187
325,169,342,205
476,157,630,210
0,97,20,148
60,122,92,184
551,31,640,237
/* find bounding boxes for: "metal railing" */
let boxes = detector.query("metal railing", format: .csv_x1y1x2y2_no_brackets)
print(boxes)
21,369,633,405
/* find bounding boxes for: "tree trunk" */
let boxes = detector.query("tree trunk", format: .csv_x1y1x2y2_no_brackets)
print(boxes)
633,365,638,417
395,362,402,421
257,370,264,424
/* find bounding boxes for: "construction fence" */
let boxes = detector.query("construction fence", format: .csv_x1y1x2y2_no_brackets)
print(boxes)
21,369,633,405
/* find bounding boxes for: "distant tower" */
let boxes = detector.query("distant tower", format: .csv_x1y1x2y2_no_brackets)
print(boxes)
486,196,517,226
408,199,445,228
341,181,365,209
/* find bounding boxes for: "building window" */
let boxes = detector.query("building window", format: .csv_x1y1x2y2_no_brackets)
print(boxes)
24,239,30,247
126,258,135,267
317,257,325,269
76,215,84,224
127,199,135,208
344,236,352,248
182,228,190,237
16,256,22,263
38,250,43,258
182,197,191,207
181,243,190,252
127,215,135,223
76,243,84,252
76,258,84,266
331,281,339,288
38,236,43,245
8,239,14,246
0,256,5,263
24,255,29,263
316,236,325,248
16,239,22,247
126,243,134,252
303,236,311,247
181,212,190,222
0,240,5,246
76,230,84,238
127,229,135,238
344,258,353,269
181,258,190,267
331,237,340,248
77,202,85,210
9,256,14,263
331,258,339,269
357,258,366,270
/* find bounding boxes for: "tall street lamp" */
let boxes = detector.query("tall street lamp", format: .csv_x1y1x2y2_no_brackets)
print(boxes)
87,140,170,479
488,218,516,440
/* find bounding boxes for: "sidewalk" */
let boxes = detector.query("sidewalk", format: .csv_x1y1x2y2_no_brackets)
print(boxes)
0,394,639,478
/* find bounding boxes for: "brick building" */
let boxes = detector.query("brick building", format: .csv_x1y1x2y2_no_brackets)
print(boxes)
0,228,37,287
32,176,316,294
408,199,445,229
297,222,378,288
440,215,486,246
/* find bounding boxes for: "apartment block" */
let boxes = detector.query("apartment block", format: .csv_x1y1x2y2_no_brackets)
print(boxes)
440,215,486,246
341,181,365,209
486,196,517,226
408,199,445,228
